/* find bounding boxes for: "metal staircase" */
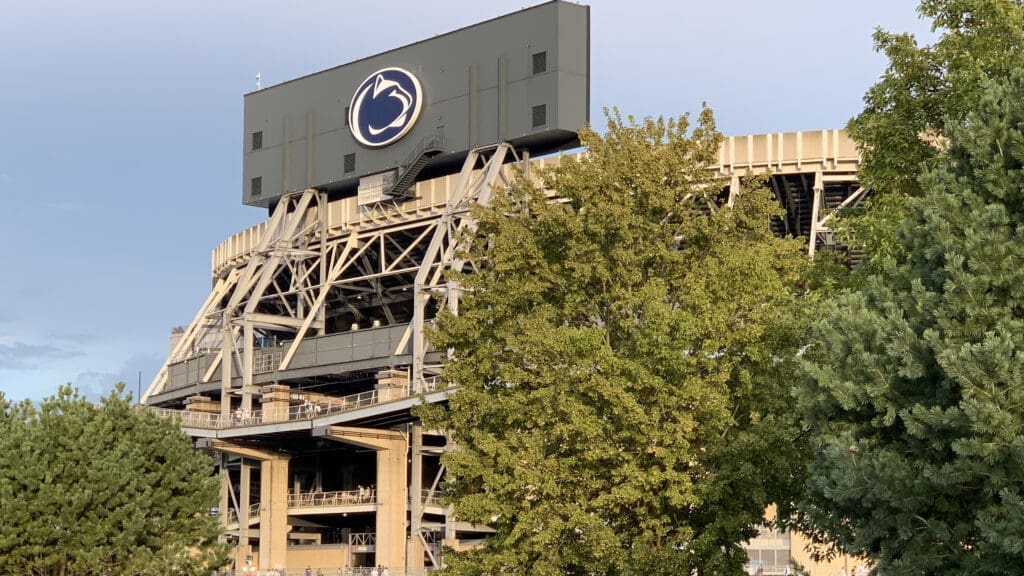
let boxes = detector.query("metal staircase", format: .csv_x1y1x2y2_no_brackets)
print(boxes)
389,133,445,199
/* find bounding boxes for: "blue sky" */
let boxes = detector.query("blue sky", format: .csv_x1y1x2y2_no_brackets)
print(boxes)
0,1,931,402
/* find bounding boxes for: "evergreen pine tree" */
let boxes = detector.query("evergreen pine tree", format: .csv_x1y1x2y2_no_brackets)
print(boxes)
0,384,227,575
799,69,1024,575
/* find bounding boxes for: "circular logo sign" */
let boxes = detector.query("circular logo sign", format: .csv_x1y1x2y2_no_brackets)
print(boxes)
349,67,423,148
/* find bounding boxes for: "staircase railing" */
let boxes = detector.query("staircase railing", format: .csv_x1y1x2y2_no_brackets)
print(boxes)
389,133,445,198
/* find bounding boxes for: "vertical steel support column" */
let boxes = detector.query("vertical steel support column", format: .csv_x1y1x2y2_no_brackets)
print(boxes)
242,320,254,413
238,460,251,565
219,456,230,541
808,169,824,257
221,322,233,418
408,424,425,573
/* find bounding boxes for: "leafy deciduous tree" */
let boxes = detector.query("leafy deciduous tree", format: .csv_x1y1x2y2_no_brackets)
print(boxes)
422,110,811,576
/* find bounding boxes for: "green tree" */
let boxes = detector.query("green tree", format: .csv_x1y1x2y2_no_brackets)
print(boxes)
422,110,811,576
843,0,1024,258
0,384,227,576
798,70,1024,575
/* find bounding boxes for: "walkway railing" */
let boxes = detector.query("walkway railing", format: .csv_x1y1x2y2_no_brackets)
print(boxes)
225,490,377,524
417,489,443,507
218,568,436,576
290,489,376,508
225,502,260,524
149,376,447,430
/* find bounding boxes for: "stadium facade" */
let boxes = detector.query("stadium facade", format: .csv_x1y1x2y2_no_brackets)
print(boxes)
142,2,868,574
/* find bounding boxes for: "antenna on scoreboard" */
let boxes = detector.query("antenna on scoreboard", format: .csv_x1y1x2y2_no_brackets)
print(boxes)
256,73,262,90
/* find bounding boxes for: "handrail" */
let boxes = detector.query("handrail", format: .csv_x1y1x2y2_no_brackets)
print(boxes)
289,488,377,508
225,502,260,524
149,376,448,430
399,133,445,179
418,489,443,507
225,489,377,524
218,568,435,576
349,532,376,546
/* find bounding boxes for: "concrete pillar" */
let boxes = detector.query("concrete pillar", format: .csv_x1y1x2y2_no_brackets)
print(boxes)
260,455,291,573
316,426,409,571
376,369,408,403
261,384,292,423
186,394,220,427
184,394,218,413
376,434,408,570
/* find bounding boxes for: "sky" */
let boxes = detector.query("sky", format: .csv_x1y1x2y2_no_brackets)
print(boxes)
0,1,933,402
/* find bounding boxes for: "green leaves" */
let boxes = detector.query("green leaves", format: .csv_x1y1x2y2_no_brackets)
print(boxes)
841,0,1024,271
424,110,810,576
0,384,228,576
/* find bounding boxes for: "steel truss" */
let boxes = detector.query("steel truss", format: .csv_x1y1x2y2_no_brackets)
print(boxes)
143,143,520,411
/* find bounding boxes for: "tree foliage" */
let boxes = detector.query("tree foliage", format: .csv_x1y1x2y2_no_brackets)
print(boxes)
0,384,227,576
843,0,1024,258
798,70,1024,575
422,110,811,576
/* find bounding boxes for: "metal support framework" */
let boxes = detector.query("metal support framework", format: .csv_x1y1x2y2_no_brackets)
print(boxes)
808,183,869,257
408,142,517,391
144,142,518,405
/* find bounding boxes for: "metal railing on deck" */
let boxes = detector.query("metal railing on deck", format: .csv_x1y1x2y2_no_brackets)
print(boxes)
289,488,376,508
254,350,283,374
225,489,377,524
218,568,437,576
149,407,225,428
150,376,448,430
225,502,260,524
416,489,443,507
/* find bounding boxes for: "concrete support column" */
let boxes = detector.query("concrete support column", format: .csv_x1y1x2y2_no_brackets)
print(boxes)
260,455,291,574
186,395,220,428
184,394,219,414
261,383,292,423
376,434,408,570
315,426,409,571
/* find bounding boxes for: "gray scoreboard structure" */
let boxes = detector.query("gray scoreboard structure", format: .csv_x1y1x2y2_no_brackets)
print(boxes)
242,0,590,208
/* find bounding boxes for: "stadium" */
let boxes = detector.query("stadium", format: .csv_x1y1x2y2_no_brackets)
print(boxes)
142,2,866,574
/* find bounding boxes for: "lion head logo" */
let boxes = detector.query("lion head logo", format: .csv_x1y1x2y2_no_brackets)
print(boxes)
349,67,423,148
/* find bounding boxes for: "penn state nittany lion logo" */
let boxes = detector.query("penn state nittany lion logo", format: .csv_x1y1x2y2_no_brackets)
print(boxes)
349,67,423,148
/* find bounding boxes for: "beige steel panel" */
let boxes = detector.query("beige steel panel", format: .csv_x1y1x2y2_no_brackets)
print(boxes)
210,129,861,278
713,129,859,177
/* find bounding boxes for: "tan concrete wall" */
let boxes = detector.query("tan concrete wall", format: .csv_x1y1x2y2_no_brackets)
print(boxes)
285,545,348,574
